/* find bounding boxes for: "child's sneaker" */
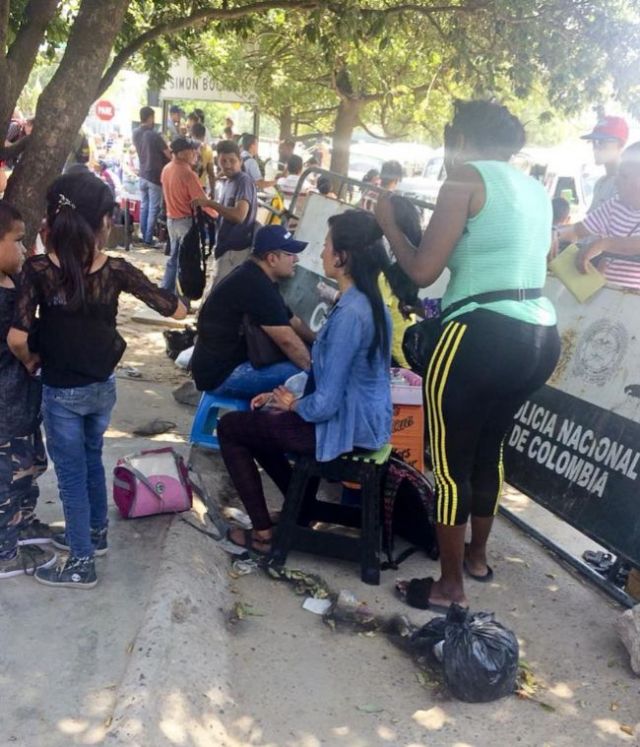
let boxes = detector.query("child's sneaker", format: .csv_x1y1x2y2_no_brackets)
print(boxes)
52,528,108,557
18,519,54,546
0,546,57,579
34,555,97,589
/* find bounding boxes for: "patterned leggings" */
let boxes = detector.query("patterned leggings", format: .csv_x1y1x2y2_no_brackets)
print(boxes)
0,428,47,557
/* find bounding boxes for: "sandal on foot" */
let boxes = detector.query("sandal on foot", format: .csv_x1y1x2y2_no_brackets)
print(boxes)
464,543,494,582
463,561,494,582
395,577,458,614
226,528,271,556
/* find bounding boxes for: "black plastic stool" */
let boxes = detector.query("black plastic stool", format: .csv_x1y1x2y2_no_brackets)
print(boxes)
269,445,392,585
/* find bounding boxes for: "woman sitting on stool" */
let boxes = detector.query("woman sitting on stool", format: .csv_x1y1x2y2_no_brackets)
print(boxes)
218,210,392,554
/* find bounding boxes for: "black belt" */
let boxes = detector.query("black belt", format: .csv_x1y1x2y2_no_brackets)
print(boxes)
443,288,544,318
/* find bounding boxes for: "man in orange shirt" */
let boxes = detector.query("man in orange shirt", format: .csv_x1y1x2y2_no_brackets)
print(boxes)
160,137,215,293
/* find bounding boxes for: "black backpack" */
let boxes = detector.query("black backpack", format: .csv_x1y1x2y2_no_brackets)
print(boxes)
381,453,439,569
177,209,210,300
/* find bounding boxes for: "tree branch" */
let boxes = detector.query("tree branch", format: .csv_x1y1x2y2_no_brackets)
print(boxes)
294,105,340,117
361,1,489,20
97,0,322,96
357,119,407,141
0,0,10,55
0,0,59,138
6,0,59,70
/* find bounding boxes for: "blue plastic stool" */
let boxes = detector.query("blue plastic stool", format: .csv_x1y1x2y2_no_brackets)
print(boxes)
189,392,251,450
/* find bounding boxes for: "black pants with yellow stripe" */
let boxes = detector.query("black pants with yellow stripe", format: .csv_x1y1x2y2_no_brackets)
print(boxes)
426,309,561,526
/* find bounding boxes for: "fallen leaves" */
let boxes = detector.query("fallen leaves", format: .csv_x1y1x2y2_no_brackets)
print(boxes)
266,565,331,598
415,670,440,690
516,660,555,712
228,601,265,623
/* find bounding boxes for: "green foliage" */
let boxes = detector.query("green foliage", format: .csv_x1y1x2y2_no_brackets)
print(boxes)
168,2,640,148
7,0,640,148
7,1,76,59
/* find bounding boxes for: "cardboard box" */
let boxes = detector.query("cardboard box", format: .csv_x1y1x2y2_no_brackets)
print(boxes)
391,403,424,472
626,568,640,600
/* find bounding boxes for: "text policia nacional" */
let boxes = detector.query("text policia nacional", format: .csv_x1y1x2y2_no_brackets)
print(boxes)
509,402,640,498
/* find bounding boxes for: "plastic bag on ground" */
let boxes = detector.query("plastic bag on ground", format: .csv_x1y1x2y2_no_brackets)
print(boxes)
175,345,194,369
413,603,519,703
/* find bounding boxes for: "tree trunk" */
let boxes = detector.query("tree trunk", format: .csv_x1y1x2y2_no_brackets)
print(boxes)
329,98,361,176
4,0,130,243
278,106,293,142
0,0,60,148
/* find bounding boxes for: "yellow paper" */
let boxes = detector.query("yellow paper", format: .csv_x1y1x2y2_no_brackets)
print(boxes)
549,244,606,303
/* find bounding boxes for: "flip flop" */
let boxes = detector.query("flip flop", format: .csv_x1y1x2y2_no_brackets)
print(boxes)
395,577,460,614
226,528,271,557
464,542,494,582
463,561,494,582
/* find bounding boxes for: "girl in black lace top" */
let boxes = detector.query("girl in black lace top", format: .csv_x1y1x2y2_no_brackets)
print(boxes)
8,172,186,589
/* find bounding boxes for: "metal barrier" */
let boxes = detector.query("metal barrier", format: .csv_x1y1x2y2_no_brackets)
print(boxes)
287,166,436,220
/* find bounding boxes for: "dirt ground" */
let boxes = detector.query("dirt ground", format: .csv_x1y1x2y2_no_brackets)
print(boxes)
1,246,638,747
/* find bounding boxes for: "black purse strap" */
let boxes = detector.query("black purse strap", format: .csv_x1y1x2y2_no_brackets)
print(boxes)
442,288,544,318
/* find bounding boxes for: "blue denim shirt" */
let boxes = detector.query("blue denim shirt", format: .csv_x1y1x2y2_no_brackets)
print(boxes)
296,286,392,462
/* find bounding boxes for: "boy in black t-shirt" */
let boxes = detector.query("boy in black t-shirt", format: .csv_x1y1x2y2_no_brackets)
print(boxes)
0,202,57,579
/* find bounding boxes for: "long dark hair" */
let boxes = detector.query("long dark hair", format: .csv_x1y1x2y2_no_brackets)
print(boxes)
46,172,115,310
327,210,389,362
382,195,422,306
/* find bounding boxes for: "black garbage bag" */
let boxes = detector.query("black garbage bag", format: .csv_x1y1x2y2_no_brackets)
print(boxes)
413,604,519,703
163,326,196,361
410,612,448,658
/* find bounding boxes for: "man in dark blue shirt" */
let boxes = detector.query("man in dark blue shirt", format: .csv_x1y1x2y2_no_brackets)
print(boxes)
132,106,171,246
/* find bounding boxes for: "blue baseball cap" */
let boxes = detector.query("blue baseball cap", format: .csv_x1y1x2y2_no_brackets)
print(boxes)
253,225,307,256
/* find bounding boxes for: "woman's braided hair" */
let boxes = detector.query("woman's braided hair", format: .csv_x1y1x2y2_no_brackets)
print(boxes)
447,99,526,162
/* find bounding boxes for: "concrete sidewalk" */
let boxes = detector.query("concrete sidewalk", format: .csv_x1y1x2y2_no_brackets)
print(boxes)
0,378,194,746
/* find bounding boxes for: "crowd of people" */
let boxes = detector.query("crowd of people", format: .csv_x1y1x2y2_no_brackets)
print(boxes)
1,96,639,612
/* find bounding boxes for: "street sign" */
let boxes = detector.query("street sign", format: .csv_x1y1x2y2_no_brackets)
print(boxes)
160,59,252,104
95,99,115,121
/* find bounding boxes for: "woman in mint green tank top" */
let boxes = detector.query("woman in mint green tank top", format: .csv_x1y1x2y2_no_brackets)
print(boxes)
376,100,561,613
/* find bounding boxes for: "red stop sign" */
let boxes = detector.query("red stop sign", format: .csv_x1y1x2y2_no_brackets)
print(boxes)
95,99,115,121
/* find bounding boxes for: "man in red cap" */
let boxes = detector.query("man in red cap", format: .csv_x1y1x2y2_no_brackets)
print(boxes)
581,115,629,212
559,141,640,289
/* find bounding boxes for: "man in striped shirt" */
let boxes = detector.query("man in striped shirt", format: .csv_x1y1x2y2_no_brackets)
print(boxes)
559,142,640,289
581,115,629,212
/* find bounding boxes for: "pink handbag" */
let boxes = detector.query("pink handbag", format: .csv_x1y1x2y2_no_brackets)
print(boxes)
113,447,193,519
